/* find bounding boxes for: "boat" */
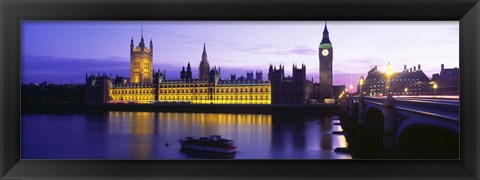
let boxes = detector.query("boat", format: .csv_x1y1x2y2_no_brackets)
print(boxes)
178,135,236,153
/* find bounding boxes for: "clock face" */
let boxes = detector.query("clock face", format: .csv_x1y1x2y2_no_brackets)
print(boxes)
322,49,329,56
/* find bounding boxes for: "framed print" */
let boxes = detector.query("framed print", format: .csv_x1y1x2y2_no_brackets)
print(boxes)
1,0,479,179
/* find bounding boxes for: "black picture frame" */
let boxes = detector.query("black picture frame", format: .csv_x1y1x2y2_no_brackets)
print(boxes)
1,0,479,179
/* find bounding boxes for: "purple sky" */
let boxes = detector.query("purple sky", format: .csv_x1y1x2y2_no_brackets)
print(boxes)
22,21,459,88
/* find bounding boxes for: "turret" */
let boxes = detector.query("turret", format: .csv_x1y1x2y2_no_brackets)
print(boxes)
180,66,186,80
130,37,134,55
186,62,192,80
150,38,153,55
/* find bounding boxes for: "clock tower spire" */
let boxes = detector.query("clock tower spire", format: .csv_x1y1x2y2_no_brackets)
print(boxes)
319,21,333,102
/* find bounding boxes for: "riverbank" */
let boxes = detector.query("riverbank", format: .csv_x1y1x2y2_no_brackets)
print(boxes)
22,103,338,115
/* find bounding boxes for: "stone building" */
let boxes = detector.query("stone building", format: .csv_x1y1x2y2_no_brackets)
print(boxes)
87,38,272,104
362,64,432,96
431,64,459,95
130,29,153,84
268,64,313,105
199,43,210,80
319,22,333,102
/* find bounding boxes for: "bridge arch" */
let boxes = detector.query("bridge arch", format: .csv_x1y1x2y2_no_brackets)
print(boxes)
352,102,359,118
396,122,458,158
363,106,384,149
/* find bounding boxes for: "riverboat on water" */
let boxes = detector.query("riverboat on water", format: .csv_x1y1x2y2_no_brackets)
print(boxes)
179,135,236,153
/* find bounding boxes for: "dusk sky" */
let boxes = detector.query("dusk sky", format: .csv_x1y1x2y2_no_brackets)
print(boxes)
22,21,459,89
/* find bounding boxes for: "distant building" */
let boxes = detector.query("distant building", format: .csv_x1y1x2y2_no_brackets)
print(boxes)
362,64,432,96
86,36,272,104
130,30,153,84
333,85,346,102
180,62,193,81
199,43,210,80
86,27,327,105
113,76,130,85
268,64,313,105
431,64,459,95
319,22,333,101
246,71,254,81
255,71,263,81
86,73,112,104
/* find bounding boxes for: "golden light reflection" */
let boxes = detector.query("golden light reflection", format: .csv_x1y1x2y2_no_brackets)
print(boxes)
104,111,349,159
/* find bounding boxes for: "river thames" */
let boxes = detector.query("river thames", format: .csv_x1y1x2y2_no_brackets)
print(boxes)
22,112,351,159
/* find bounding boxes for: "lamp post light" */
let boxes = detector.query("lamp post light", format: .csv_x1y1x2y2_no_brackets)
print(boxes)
404,87,408,95
359,75,364,97
433,83,438,96
358,75,365,125
385,62,394,98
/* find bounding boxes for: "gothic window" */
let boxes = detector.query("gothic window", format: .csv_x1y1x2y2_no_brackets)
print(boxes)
134,62,140,69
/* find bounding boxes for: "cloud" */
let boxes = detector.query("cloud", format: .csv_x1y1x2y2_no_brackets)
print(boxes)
290,47,316,55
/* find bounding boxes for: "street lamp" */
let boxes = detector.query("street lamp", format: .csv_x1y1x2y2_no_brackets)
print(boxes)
433,83,438,95
404,87,408,95
385,62,394,97
359,75,364,96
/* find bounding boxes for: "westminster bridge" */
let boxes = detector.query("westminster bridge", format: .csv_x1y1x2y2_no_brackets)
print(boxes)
339,95,459,158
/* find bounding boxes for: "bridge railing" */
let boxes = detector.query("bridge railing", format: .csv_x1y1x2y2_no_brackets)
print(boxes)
392,99,459,118
363,96,384,105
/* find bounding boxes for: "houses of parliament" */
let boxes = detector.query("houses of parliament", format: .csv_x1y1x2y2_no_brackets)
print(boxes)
86,25,335,105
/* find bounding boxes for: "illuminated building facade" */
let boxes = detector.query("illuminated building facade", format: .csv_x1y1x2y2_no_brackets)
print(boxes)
86,37,272,104
130,30,154,84
362,64,433,96
157,70,271,104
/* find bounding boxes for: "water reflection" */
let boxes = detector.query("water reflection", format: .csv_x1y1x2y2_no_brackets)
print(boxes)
22,112,351,159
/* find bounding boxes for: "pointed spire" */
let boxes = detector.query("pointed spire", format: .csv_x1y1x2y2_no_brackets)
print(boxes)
130,36,134,50
323,21,329,35
139,25,145,47
201,42,208,62
320,21,331,45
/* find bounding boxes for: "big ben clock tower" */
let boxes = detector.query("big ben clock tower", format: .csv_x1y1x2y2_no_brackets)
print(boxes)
319,22,333,102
